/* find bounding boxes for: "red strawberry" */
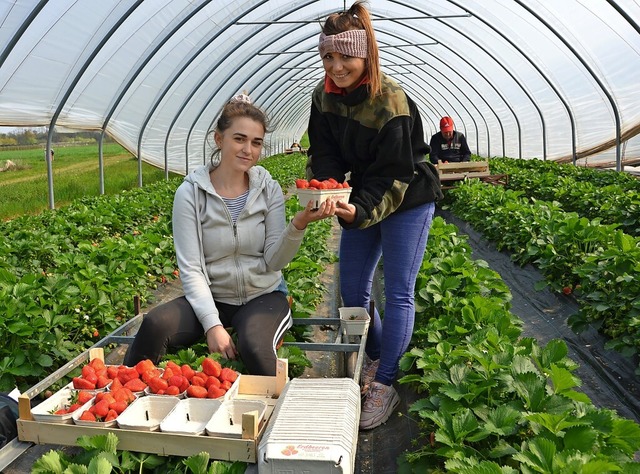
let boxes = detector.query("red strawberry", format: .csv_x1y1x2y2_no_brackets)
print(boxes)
96,375,111,389
186,385,208,398
165,385,181,396
135,359,155,375
202,358,222,378
295,179,309,189
207,386,226,399
104,409,118,422
181,364,195,381
220,367,238,383
76,391,94,405
79,411,96,422
91,399,110,419
148,376,168,394
168,374,185,388
72,376,96,390
124,378,147,392
109,400,128,415
68,403,84,413
89,358,106,371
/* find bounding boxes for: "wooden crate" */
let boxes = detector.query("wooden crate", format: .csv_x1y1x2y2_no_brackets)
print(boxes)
437,160,508,189
17,349,288,463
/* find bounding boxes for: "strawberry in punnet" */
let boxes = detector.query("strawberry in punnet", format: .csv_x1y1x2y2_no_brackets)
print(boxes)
110,377,124,392
191,375,206,387
165,360,182,374
106,365,119,380
117,366,140,384
104,409,119,422
96,375,111,389
72,376,96,390
135,359,156,376
91,399,110,419
165,385,181,396
161,367,175,380
295,178,309,189
109,400,128,415
202,357,222,378
81,365,98,385
220,367,238,384
148,376,169,394
79,411,96,422
205,376,221,389
181,364,196,381
76,390,94,405
124,378,147,393
207,386,226,399
186,385,208,399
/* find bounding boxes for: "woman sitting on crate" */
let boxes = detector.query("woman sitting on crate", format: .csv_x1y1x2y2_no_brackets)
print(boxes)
124,94,335,376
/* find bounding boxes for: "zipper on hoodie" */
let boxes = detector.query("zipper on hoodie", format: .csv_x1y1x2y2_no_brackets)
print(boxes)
232,221,247,302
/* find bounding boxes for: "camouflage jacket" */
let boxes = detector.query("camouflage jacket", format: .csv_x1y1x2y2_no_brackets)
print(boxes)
307,73,442,229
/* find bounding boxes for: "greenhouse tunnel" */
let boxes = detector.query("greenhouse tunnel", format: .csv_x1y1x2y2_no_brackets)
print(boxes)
1,0,640,209
2,1,640,472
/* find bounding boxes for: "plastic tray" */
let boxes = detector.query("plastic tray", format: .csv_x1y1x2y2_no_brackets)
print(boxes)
159,398,223,435
205,399,267,438
117,395,181,431
31,383,88,424
295,188,351,209
72,396,117,428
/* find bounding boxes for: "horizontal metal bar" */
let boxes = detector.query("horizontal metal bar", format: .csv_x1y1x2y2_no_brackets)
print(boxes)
283,342,361,352
236,14,471,25
292,317,341,325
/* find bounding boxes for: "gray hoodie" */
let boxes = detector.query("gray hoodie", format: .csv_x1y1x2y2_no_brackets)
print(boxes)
173,163,306,332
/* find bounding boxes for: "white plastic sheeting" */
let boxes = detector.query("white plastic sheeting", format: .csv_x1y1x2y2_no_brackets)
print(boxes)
1,0,639,176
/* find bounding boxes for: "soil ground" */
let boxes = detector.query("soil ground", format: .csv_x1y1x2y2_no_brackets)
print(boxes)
4,207,640,473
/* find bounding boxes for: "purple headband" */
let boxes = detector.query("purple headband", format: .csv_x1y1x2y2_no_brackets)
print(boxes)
318,30,367,58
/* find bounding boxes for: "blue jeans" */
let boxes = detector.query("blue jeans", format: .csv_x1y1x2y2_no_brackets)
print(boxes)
339,202,435,385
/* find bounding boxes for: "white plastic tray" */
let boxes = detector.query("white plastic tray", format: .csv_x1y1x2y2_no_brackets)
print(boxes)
205,399,267,438
117,395,181,431
159,398,222,435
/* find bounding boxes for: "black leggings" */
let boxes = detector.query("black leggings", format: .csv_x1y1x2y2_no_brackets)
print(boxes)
124,291,292,376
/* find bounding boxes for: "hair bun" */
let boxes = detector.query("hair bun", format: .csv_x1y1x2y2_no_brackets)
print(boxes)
230,93,252,104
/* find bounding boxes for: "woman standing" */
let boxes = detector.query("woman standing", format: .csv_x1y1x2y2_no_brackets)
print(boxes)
125,94,335,376
307,1,442,430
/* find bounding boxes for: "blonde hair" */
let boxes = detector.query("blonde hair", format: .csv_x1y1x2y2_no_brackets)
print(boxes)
321,1,381,98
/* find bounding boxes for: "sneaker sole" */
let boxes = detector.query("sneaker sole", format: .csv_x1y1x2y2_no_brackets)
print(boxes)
359,391,400,431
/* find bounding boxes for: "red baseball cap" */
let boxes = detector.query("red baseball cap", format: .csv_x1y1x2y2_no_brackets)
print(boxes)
440,116,454,132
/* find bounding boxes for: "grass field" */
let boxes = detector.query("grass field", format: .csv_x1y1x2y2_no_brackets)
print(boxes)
0,143,181,220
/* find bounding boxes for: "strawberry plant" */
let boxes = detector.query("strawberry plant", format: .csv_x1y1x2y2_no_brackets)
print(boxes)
31,432,247,473
399,217,640,471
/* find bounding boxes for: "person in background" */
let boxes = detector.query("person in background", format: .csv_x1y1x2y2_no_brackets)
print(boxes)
429,116,471,164
125,94,335,376
306,0,442,430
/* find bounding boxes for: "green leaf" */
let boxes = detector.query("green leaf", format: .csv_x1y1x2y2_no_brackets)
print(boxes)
32,449,67,474
87,457,113,474
512,437,556,472
484,405,521,436
182,452,210,474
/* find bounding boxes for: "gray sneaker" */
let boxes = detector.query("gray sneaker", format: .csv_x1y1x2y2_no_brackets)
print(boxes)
359,381,400,430
360,355,380,395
